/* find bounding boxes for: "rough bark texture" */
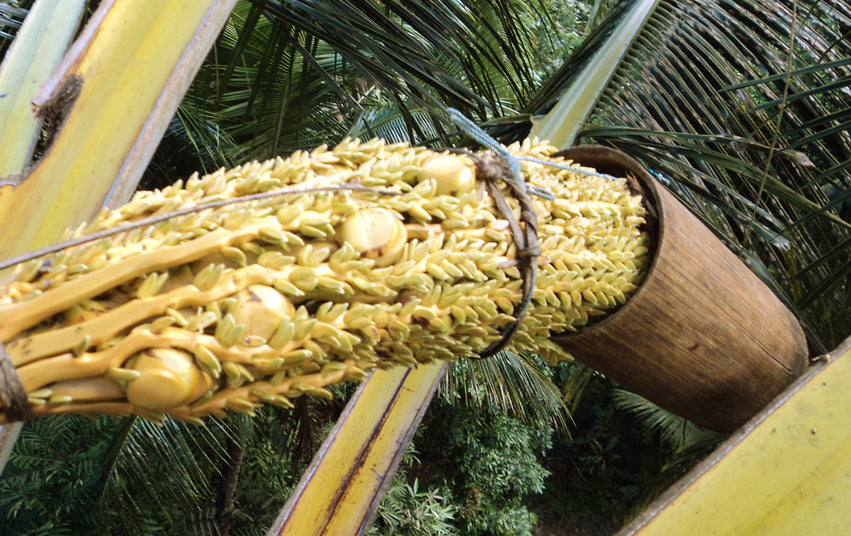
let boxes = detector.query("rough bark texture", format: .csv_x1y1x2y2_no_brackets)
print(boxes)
553,146,809,432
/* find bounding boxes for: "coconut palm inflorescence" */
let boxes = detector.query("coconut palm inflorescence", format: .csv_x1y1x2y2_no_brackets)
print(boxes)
0,137,649,423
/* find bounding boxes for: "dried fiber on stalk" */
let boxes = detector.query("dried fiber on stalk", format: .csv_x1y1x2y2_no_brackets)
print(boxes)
0,137,649,423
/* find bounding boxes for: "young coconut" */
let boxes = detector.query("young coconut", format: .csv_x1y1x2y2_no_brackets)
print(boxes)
228,284,296,341
124,347,214,411
337,208,407,267
418,154,476,196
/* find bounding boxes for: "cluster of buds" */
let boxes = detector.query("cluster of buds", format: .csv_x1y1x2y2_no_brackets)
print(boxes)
0,137,649,423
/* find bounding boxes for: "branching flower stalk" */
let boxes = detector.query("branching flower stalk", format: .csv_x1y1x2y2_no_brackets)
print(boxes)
0,137,649,423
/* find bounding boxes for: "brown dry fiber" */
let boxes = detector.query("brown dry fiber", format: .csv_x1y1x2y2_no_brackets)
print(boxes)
552,146,809,432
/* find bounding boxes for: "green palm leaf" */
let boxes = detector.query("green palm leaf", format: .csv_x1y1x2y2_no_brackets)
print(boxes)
528,0,850,352
610,390,718,451
441,351,570,432
93,417,230,534
0,2,28,44
145,0,558,188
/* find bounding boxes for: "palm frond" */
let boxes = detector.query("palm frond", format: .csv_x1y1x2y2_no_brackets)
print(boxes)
530,0,851,351
144,0,557,188
441,350,570,432
557,360,601,411
91,416,231,534
610,389,718,451
0,1,29,45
